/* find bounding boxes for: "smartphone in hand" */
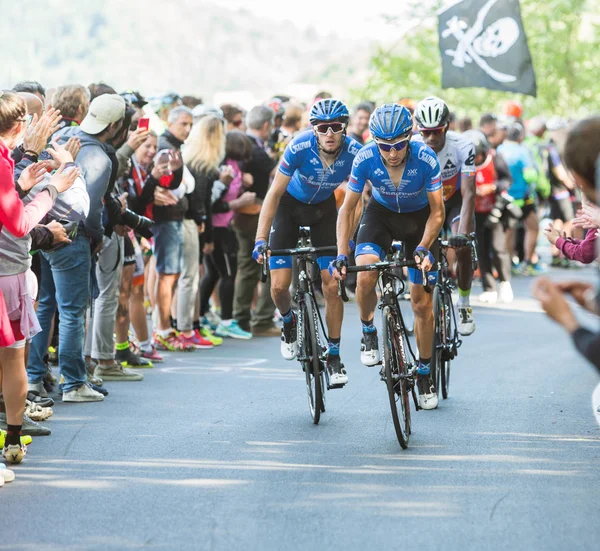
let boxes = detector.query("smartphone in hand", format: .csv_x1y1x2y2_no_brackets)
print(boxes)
138,117,150,131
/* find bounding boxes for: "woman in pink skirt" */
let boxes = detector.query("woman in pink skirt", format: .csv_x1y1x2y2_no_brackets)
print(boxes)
0,91,79,464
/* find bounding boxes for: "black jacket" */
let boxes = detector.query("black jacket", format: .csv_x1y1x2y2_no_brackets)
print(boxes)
245,133,275,201
187,165,218,243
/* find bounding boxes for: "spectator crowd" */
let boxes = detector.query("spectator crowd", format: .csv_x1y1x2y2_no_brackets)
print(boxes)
0,80,598,486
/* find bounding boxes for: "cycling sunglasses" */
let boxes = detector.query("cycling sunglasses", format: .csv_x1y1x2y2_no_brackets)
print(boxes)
375,135,410,152
419,126,446,137
314,122,346,135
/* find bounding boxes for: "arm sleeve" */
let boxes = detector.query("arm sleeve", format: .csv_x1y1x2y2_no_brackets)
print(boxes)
116,144,135,180
278,140,299,177
347,156,369,194
81,152,112,243
426,158,442,193
556,230,598,264
460,140,476,177
30,226,55,250
571,327,600,373
493,153,513,192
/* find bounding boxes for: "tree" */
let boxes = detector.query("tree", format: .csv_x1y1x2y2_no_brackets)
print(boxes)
354,0,600,118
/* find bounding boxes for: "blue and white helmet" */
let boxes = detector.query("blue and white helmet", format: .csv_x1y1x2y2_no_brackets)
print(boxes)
369,103,413,140
309,99,350,125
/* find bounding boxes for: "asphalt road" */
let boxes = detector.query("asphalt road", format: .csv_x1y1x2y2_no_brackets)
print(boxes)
1,269,599,551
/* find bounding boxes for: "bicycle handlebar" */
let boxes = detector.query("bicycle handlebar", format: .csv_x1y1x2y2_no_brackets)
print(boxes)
260,245,339,283
337,259,432,302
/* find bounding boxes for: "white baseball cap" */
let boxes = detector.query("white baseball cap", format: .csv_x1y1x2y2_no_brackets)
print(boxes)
80,94,126,135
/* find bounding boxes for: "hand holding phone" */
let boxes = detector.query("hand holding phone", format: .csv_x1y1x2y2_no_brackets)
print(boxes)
138,117,150,131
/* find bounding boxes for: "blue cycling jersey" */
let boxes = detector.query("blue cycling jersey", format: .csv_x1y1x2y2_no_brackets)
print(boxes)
278,130,361,204
348,141,442,213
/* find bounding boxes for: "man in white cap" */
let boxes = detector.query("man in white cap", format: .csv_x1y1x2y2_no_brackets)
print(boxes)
27,93,133,403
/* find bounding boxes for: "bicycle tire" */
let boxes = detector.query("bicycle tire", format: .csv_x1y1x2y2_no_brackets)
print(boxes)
303,297,323,424
432,286,443,400
382,305,410,449
441,288,452,399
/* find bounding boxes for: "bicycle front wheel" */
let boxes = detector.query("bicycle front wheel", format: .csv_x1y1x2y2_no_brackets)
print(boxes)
440,288,452,399
432,286,443,400
302,296,323,424
382,305,410,449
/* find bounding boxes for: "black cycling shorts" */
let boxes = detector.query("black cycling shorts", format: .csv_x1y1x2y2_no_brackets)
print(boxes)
269,191,337,271
356,198,439,284
549,195,574,222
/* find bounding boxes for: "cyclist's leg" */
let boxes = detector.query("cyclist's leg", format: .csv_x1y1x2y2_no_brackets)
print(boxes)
269,194,301,360
355,199,393,366
447,195,476,335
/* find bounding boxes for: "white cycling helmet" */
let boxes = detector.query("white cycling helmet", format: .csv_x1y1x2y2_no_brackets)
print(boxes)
415,96,451,129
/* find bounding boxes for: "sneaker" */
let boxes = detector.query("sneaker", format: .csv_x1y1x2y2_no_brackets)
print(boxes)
86,359,104,386
417,369,438,410
141,346,165,362
21,415,51,436
89,383,108,396
327,355,348,386
252,325,281,338
0,430,32,448
498,281,514,303
94,363,144,382
361,330,380,366
178,331,214,350
63,383,105,402
479,291,498,304
457,306,475,336
26,391,54,408
115,347,154,368
216,320,252,340
24,400,53,422
524,263,545,276
198,326,223,346
27,381,49,399
47,346,58,365
551,256,562,267
203,311,221,331
154,331,196,352
3,443,26,464
281,313,298,361
0,463,16,483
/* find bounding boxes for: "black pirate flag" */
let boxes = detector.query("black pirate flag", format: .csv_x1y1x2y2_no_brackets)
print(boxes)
438,0,537,96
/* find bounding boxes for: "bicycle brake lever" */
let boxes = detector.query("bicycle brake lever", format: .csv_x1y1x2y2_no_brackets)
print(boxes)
338,280,349,303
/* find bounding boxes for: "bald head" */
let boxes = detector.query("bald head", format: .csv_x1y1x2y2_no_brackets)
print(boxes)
17,92,43,118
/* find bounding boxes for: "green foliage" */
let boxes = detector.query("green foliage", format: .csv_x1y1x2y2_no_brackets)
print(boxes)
354,0,600,118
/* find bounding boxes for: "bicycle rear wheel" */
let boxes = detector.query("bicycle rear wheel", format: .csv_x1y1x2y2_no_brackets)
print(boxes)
302,297,323,424
440,288,452,399
432,286,443,400
382,305,410,449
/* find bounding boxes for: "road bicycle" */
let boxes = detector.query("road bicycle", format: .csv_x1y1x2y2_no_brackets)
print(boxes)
261,228,340,424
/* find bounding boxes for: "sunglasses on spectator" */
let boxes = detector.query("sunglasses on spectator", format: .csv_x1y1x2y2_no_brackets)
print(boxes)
375,135,410,152
232,120,243,127
419,126,446,137
314,122,346,135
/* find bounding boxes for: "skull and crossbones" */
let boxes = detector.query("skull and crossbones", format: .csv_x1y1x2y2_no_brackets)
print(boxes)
442,0,520,83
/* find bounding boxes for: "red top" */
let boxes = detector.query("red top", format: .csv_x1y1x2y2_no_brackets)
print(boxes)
0,141,54,238
475,153,497,214
0,140,54,347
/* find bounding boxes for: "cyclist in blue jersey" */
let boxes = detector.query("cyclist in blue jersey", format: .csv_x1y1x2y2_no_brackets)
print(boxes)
332,103,445,410
253,99,362,386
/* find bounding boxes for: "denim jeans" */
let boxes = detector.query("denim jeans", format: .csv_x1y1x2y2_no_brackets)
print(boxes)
27,234,91,393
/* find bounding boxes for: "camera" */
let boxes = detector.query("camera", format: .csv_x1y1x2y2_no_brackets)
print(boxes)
104,193,153,239
485,193,523,228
